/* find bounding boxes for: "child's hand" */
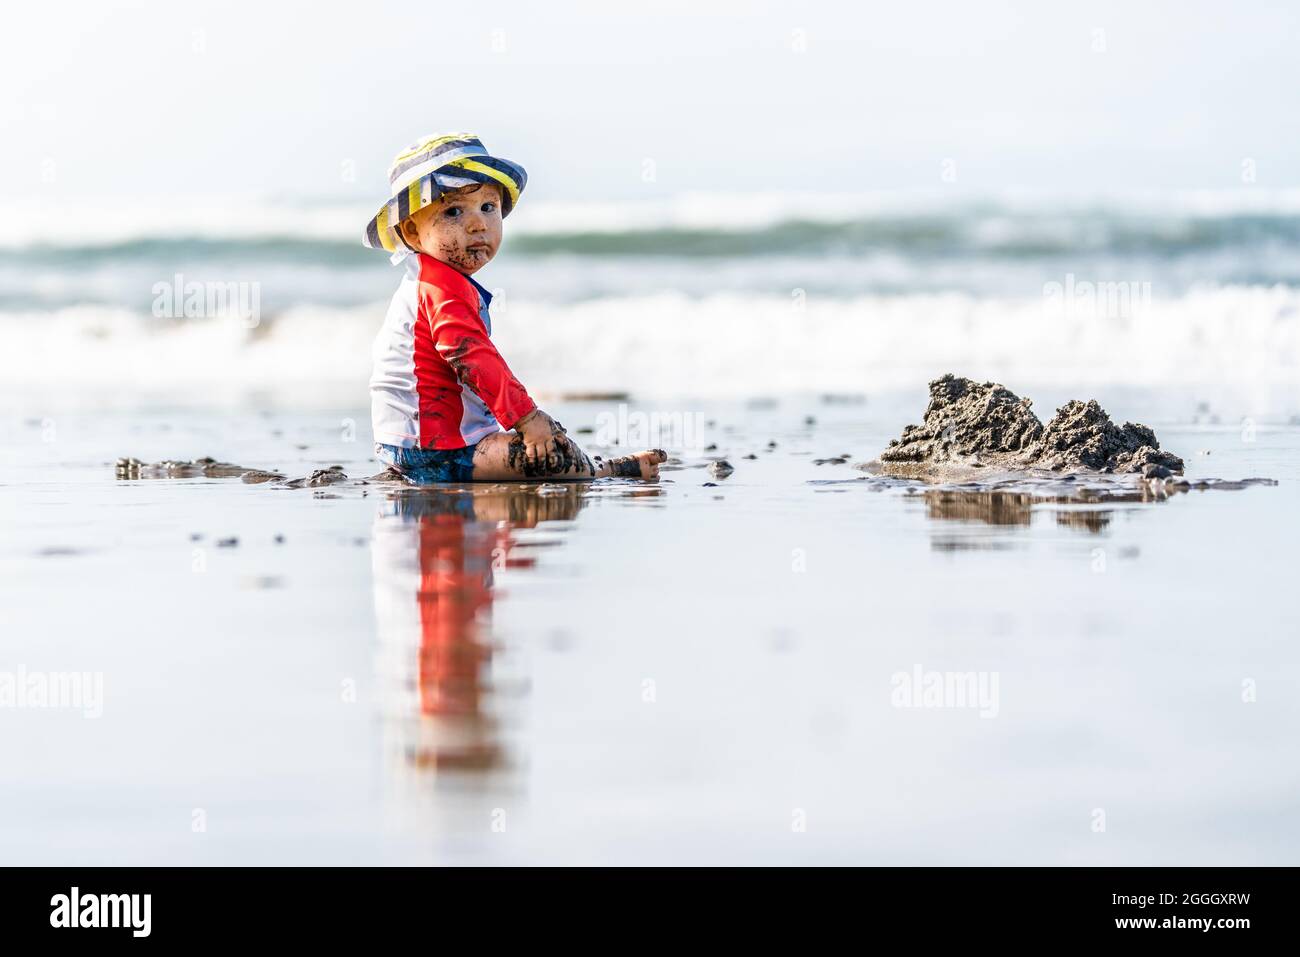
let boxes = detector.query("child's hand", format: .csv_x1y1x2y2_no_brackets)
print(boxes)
515,409,569,471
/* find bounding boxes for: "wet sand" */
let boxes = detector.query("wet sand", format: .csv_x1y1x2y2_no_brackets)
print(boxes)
877,374,1187,478
2,394,1299,864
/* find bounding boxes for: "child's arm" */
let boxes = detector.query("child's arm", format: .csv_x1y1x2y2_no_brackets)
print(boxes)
429,298,535,425
428,298,567,468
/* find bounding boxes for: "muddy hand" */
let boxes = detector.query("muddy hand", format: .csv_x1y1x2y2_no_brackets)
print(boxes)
511,408,597,476
516,409,562,471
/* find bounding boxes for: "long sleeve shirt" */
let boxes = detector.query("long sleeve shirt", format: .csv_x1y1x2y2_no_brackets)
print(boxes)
370,252,536,449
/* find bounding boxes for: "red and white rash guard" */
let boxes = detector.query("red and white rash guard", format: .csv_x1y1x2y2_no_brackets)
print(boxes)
370,253,536,449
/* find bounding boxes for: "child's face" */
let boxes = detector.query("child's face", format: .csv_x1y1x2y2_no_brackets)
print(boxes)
400,182,504,275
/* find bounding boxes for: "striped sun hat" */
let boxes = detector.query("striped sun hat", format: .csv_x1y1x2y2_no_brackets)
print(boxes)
362,132,527,259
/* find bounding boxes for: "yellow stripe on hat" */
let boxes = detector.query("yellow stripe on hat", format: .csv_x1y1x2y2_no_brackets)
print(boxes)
407,180,423,215
375,205,396,252
454,158,520,208
391,133,475,166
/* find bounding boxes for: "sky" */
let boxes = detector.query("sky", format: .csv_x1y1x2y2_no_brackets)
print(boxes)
2,0,1297,206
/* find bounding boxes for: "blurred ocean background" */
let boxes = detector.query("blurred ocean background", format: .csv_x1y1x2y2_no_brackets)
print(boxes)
3,190,1300,413
4,1,1300,415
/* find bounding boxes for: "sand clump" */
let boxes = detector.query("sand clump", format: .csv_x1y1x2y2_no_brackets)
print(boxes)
114,456,366,488
876,375,1184,477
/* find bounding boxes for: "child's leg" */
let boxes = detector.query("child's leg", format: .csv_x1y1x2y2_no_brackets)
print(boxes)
470,432,666,481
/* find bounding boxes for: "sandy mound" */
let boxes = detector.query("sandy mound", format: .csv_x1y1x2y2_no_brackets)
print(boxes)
877,375,1184,477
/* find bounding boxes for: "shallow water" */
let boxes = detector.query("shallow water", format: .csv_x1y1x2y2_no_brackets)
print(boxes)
1,398,1298,864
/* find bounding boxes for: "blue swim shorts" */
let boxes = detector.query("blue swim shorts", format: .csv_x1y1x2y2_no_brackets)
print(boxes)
375,442,478,485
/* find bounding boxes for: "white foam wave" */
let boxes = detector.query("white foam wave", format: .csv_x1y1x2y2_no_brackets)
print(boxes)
2,286,1297,411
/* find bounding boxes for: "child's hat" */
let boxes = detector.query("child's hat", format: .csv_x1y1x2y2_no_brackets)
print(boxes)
362,132,527,260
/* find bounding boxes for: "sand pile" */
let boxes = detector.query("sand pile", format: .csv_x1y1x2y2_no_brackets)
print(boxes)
877,375,1184,477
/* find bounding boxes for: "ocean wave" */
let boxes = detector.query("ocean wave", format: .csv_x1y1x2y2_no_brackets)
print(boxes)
5,190,1300,256
4,193,1300,309
5,213,1300,263
3,287,1297,411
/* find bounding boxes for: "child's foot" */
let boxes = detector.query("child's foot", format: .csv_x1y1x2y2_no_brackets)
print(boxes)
597,449,667,479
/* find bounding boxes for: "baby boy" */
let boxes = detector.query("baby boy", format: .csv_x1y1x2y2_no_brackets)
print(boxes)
363,133,664,484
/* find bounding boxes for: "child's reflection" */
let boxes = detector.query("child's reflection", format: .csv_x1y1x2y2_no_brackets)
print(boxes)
371,486,586,775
